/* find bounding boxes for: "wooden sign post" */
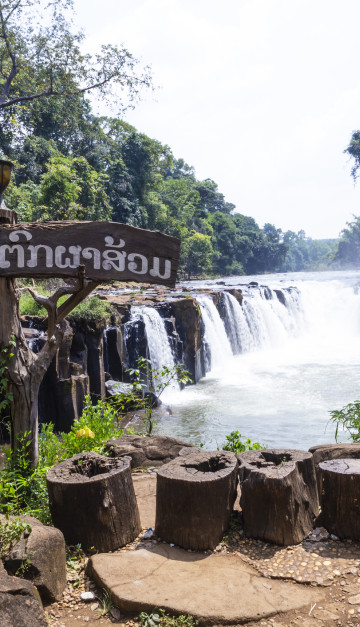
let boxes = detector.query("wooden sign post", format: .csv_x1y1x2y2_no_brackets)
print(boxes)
0,218,181,466
0,220,180,285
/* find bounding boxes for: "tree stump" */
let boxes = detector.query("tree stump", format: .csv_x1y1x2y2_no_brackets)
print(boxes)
318,458,360,539
46,452,141,552
238,449,319,545
309,443,360,493
155,450,238,550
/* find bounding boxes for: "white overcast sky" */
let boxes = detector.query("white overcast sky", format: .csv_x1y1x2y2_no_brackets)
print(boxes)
73,0,360,239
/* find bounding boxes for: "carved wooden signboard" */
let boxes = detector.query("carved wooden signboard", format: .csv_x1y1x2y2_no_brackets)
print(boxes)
0,221,181,287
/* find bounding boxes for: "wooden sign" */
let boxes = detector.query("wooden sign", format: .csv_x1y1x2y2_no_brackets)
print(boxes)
0,221,180,287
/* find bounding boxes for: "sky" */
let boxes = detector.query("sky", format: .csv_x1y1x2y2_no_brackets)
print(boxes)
73,0,360,239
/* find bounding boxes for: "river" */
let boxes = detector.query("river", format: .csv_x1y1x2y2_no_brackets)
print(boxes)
153,270,360,451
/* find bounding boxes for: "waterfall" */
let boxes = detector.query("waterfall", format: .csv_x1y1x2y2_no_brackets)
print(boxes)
197,287,303,373
130,306,178,390
221,292,256,354
197,295,232,373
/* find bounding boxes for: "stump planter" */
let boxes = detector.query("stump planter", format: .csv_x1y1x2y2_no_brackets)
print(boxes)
318,458,360,540
155,450,238,550
238,449,319,546
46,452,141,552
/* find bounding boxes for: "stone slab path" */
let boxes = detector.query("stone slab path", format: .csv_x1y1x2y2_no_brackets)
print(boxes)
87,544,323,624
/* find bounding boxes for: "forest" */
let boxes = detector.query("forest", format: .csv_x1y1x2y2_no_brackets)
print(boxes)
0,0,358,278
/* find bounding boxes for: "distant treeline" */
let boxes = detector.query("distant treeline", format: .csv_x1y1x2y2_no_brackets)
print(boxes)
1,92,357,277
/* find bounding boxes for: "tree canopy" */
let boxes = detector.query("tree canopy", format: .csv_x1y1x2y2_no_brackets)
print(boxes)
0,0,151,114
0,0,340,278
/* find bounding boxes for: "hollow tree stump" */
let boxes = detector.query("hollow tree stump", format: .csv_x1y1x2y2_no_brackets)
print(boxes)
238,449,319,546
318,458,360,540
46,452,141,552
155,450,238,550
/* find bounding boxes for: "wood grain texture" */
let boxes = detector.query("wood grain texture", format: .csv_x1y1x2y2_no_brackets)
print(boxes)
47,452,141,552
319,458,360,540
0,221,180,286
155,450,238,550
238,449,319,546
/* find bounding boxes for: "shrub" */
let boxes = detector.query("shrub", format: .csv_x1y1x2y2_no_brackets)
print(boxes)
67,296,111,323
0,517,32,560
61,395,125,457
222,430,264,454
329,400,360,442
0,396,130,523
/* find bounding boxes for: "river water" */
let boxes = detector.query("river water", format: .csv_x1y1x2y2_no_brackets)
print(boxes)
154,270,360,451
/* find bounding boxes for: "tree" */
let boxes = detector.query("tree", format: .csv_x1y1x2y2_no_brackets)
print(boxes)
344,131,360,181
334,215,360,266
0,0,152,465
181,231,214,278
38,154,111,221
0,0,152,118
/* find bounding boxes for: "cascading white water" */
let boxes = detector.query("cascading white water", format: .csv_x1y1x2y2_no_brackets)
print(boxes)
153,272,360,451
197,294,232,373
131,306,175,372
221,292,254,354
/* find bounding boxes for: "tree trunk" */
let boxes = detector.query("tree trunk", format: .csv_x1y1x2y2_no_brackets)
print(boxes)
0,276,63,465
238,449,319,546
155,450,238,550
318,458,360,540
46,452,141,552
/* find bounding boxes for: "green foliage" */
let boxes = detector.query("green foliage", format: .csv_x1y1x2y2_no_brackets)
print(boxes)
0,431,51,523
139,610,198,627
0,395,129,522
181,231,214,278
0,335,15,419
0,517,32,560
97,588,115,616
222,430,264,454
19,289,111,323
67,296,111,323
1,0,337,277
61,395,125,457
19,290,47,316
329,401,360,442
127,358,192,435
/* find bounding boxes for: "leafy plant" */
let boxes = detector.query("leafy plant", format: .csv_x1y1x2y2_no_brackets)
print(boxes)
0,431,51,523
139,610,198,627
0,517,32,560
329,401,360,442
61,395,125,457
127,357,192,435
0,396,129,523
222,430,264,454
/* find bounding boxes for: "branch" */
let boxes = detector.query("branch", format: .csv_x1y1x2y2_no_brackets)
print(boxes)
0,73,150,109
0,5,18,101
25,266,98,341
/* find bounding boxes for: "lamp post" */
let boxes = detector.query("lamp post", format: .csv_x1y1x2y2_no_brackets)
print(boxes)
0,159,14,209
